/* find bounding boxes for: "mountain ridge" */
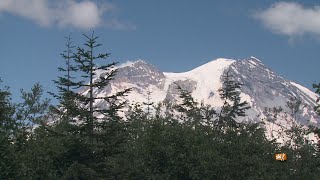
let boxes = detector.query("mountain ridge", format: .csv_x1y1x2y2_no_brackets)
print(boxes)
88,57,319,128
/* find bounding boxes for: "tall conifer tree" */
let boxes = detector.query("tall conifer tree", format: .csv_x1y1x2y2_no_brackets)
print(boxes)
217,70,250,128
49,34,77,121
67,32,130,136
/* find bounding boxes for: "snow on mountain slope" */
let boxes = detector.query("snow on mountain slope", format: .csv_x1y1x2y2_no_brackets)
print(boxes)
164,58,235,106
85,57,319,128
290,81,318,101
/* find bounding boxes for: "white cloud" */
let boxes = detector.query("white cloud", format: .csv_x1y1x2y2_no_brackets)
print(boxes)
255,2,320,37
57,1,102,29
0,0,134,30
0,0,52,26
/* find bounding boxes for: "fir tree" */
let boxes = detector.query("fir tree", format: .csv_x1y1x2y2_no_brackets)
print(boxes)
0,80,17,179
175,83,216,129
13,83,53,178
68,32,130,136
49,34,77,122
142,88,154,119
217,70,250,129
0,79,16,138
313,83,320,115
50,32,131,177
16,83,50,127
311,83,320,155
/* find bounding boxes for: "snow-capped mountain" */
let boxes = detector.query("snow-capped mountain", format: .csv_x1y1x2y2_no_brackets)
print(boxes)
88,57,319,128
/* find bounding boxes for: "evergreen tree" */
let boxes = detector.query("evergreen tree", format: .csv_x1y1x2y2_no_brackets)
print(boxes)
47,33,80,143
0,79,16,138
142,88,154,119
313,83,320,115
49,34,77,121
311,83,320,155
217,70,250,129
175,84,216,128
12,83,55,178
0,80,17,179
122,91,282,179
49,32,131,178
261,97,320,178
16,83,50,126
263,106,284,140
67,32,130,135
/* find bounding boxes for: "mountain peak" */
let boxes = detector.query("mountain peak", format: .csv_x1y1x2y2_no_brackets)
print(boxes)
87,57,319,127
133,59,147,65
117,59,147,68
249,56,262,62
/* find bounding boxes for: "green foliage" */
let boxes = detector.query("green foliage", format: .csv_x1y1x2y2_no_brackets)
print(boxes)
261,97,320,178
49,34,78,123
313,83,320,115
0,81,16,137
122,102,288,179
60,32,131,135
175,84,216,128
0,81,17,179
16,83,50,125
2,34,320,179
217,70,250,130
45,32,131,178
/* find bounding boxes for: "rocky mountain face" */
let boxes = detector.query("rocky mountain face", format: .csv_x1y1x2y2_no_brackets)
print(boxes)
87,57,319,128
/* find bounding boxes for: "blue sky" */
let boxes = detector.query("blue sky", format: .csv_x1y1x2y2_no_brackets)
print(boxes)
0,0,319,102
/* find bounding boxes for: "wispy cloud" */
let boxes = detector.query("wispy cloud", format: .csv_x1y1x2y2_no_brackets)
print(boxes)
0,0,135,30
254,2,320,37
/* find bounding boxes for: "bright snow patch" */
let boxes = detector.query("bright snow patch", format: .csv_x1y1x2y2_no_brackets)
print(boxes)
164,58,236,105
290,82,318,100
117,59,146,69
249,60,257,66
250,56,262,62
